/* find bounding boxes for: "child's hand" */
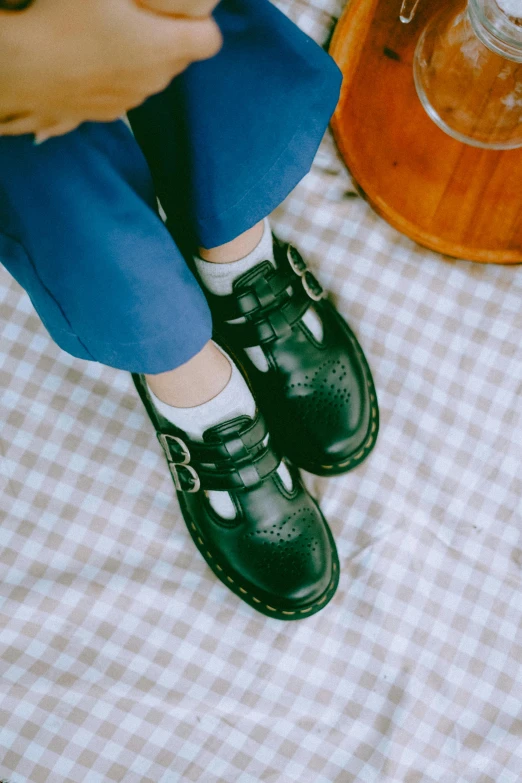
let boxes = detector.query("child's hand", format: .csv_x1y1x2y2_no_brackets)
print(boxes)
0,0,222,141
137,0,221,16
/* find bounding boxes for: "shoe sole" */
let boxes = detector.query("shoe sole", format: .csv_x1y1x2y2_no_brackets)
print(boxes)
179,494,340,621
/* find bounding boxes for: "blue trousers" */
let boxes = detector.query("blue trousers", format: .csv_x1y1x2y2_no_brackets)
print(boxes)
0,0,341,374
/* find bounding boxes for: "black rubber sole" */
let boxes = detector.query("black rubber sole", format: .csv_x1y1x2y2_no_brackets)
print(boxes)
179,495,340,621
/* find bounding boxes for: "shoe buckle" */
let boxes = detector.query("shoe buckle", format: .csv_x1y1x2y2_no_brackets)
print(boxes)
169,463,201,494
287,246,326,303
158,433,200,493
158,433,191,465
302,270,326,302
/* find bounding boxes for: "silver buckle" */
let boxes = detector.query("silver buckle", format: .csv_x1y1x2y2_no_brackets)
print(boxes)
287,246,326,302
169,463,201,494
158,433,200,493
158,433,190,465
287,245,307,276
302,270,326,302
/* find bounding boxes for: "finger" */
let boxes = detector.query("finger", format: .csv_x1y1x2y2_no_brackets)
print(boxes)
35,120,82,142
168,18,223,61
130,12,223,62
0,113,37,137
91,63,189,102
122,72,186,108
70,82,181,117
138,59,193,93
136,0,220,16
87,59,193,108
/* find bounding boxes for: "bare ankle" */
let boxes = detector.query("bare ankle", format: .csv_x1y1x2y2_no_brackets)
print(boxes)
198,220,264,264
145,341,231,408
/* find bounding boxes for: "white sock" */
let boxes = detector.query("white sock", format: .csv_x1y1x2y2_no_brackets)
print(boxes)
195,219,324,372
147,343,292,518
194,217,275,297
148,347,255,442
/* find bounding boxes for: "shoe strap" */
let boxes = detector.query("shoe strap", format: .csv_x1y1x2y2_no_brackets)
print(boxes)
156,411,281,492
206,241,326,348
207,261,296,323
158,411,266,464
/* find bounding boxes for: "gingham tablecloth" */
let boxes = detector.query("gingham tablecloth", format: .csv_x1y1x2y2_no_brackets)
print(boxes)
1,2,521,781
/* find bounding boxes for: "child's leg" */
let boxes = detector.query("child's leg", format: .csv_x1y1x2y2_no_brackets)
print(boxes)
0,123,212,374
0,124,338,619
129,0,342,249
145,222,264,407
130,0,379,477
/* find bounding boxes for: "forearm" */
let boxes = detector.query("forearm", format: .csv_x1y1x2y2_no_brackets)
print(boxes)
0,0,221,139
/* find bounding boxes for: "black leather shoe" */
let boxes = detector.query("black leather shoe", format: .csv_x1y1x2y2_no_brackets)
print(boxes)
204,236,379,476
132,373,339,620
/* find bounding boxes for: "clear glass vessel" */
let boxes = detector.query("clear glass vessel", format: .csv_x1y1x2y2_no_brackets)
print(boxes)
413,0,522,149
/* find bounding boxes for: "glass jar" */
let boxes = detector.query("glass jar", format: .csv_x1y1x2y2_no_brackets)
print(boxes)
413,0,522,149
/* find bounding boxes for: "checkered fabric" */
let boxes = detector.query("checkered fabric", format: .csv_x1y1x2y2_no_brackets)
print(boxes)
2,1,522,781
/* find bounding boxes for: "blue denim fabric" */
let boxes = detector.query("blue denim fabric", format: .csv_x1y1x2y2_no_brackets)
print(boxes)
0,0,342,373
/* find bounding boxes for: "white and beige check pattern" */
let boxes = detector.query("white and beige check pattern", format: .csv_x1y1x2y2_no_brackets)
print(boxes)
1,1,522,780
